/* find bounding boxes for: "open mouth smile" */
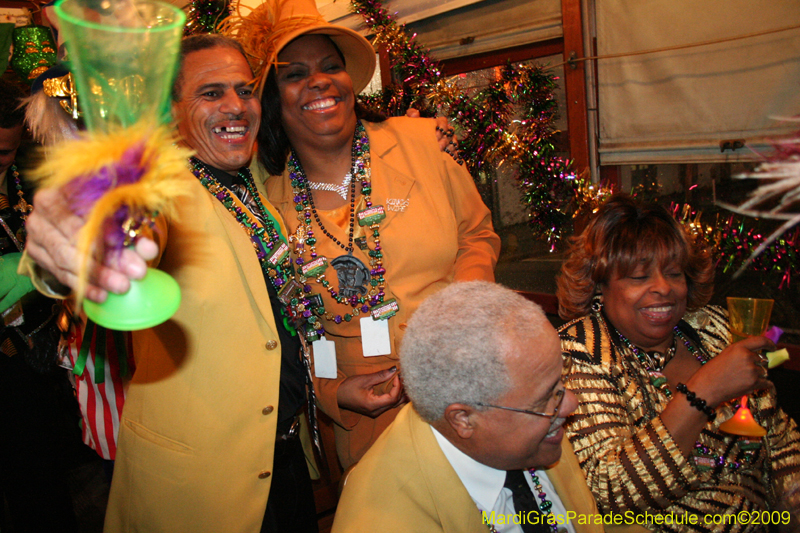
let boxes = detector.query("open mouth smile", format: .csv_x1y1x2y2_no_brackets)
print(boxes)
212,126,248,140
302,97,338,111
640,305,675,321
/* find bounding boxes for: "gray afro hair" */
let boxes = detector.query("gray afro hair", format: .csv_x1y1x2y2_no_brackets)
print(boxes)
400,281,549,422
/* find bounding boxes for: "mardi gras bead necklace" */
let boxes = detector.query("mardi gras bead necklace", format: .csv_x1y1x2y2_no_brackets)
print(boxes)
10,164,32,222
478,470,558,533
616,323,746,472
0,164,32,252
287,121,396,330
692,437,760,474
616,326,710,399
190,157,302,313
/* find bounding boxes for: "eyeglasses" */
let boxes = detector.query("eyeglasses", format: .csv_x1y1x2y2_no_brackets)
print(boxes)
475,354,573,422
477,388,566,421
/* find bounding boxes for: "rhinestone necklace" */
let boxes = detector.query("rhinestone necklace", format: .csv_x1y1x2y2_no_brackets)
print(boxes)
306,172,352,200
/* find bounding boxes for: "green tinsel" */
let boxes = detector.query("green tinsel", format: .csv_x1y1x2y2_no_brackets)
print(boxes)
352,0,592,245
184,0,230,36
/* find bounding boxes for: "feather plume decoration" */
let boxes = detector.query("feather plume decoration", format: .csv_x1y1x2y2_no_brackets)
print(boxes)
21,91,80,146
218,0,323,88
719,121,800,277
30,121,193,304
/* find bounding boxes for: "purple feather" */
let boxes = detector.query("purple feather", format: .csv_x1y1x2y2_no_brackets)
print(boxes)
64,142,148,216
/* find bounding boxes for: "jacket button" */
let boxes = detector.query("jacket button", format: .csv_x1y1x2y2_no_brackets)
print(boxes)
258,470,271,479
262,406,274,415
265,340,278,350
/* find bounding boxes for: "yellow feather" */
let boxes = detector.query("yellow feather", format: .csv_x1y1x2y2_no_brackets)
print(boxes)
219,0,324,87
32,121,194,305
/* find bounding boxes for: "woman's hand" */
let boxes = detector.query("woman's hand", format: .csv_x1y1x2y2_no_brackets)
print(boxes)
405,108,460,157
687,335,775,407
336,366,408,418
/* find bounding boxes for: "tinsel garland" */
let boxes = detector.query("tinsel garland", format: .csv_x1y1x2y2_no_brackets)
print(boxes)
351,0,795,276
184,0,231,36
351,0,608,245
673,204,798,289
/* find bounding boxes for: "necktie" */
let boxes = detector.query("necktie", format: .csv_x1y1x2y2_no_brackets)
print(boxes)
503,470,550,533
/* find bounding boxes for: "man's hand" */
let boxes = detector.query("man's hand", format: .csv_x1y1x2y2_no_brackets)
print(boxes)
25,187,158,302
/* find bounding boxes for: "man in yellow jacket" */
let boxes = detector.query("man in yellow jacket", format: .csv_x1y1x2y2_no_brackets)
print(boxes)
23,34,316,533
333,281,604,533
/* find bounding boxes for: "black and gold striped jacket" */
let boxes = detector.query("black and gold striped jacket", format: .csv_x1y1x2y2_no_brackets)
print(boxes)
560,306,800,533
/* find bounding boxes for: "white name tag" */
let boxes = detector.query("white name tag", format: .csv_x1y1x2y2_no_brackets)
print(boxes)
313,337,338,379
360,317,392,357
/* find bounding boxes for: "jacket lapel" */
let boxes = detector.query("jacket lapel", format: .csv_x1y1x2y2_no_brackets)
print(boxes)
208,192,278,331
547,440,604,533
364,122,416,234
407,409,492,533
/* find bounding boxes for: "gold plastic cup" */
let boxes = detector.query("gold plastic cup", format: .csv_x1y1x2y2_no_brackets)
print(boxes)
726,297,774,342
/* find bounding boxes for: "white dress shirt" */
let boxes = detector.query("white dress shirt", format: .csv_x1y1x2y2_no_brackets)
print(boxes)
432,427,576,533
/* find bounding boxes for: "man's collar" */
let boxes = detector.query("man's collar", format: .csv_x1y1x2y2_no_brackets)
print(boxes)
430,425,506,513
196,160,244,189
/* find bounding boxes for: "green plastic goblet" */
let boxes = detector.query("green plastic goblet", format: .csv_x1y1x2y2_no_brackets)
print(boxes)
54,0,185,330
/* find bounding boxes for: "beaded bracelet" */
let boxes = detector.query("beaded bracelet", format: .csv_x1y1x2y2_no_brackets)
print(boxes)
675,383,716,422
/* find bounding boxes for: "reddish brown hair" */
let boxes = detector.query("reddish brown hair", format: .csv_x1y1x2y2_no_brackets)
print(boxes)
556,193,714,320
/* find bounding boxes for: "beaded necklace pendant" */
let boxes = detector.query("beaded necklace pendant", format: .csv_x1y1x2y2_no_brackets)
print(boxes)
287,121,395,330
11,164,32,222
617,332,674,398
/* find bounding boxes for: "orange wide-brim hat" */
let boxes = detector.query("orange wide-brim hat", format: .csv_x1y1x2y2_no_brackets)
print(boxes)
220,0,377,96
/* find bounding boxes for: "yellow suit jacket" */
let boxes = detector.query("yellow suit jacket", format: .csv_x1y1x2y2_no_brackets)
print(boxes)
332,404,605,533
262,117,500,468
102,170,287,532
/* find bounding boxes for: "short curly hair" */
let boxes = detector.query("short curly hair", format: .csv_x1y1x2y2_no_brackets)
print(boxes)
556,193,714,321
400,281,550,423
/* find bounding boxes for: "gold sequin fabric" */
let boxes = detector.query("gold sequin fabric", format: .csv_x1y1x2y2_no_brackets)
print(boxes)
559,306,800,533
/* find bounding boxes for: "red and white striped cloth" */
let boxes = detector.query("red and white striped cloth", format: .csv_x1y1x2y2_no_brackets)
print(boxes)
64,319,134,460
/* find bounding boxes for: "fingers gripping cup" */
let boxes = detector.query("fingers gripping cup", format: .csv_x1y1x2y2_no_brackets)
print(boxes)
718,297,774,437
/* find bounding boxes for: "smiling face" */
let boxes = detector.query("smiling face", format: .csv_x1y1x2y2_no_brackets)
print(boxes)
602,260,688,351
276,35,356,150
172,46,260,174
469,325,577,471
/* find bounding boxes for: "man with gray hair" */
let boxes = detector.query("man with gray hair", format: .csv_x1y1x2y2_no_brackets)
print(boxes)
332,281,602,533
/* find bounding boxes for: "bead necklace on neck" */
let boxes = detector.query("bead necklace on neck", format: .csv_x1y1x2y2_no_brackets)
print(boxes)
287,121,393,332
190,157,300,312
479,470,558,533
616,326,709,399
